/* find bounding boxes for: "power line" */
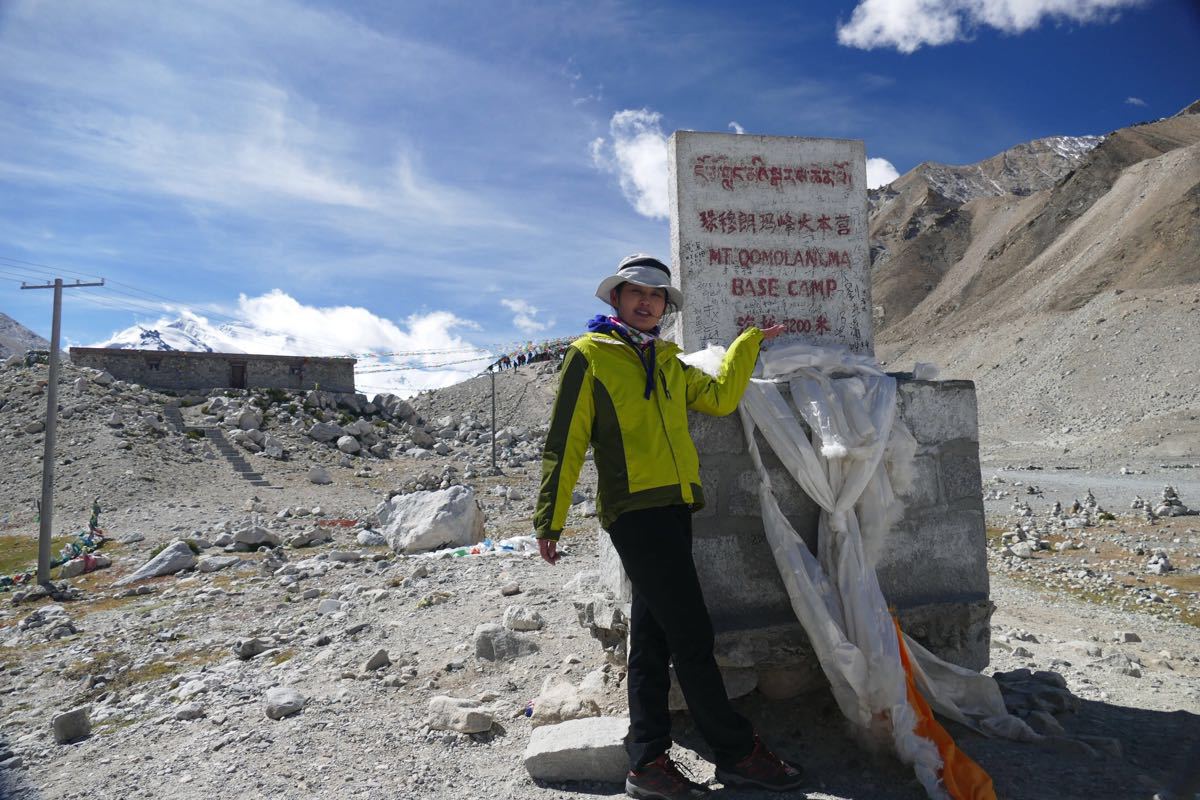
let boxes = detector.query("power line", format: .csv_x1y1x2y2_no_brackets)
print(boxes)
2,252,576,361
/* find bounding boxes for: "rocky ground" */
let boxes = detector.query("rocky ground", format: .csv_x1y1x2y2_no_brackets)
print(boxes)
1,356,1198,800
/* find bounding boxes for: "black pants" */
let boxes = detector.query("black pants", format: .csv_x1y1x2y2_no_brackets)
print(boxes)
607,505,755,771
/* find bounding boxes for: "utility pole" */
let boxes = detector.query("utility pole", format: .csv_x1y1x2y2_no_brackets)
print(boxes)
21,277,105,585
490,368,497,471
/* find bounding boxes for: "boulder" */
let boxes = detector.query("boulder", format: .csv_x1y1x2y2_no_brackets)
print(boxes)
235,409,263,431
264,687,305,720
356,530,387,547
58,554,111,579
198,555,242,574
503,605,545,632
531,677,601,727
233,526,281,548
306,422,345,443
522,717,629,783
336,435,361,454
473,623,537,661
381,486,485,554
373,393,416,422
263,435,285,460
364,649,390,671
232,638,272,660
52,706,91,744
427,696,493,734
307,466,333,485
115,541,196,586
286,528,331,549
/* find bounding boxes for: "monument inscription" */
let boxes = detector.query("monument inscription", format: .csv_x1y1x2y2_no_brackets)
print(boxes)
668,132,872,353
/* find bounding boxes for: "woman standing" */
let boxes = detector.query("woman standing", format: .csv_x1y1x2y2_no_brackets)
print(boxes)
534,254,805,799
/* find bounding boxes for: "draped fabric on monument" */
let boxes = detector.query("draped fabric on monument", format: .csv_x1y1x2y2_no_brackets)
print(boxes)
682,342,1030,800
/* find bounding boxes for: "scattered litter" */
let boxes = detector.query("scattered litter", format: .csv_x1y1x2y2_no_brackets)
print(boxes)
419,535,540,559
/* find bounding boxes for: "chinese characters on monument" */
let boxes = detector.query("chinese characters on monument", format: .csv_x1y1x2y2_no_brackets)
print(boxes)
668,133,872,353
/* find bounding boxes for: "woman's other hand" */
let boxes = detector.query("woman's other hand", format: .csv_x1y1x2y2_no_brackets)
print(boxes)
538,538,560,565
761,324,786,341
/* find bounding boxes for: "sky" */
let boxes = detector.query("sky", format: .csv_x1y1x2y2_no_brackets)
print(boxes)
1,0,1196,395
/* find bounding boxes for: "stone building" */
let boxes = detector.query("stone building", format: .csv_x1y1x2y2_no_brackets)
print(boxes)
69,348,356,394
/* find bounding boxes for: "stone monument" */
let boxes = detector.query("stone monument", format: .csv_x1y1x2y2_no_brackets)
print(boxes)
595,131,990,702
668,132,872,353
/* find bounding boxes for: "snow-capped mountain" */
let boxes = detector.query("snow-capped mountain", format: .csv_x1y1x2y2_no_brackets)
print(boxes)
90,308,492,398
94,315,311,355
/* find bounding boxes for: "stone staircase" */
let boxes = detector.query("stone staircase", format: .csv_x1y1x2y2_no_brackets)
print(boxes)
202,427,273,488
162,402,275,488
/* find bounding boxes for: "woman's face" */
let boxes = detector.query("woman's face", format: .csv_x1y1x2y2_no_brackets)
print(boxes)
611,283,667,333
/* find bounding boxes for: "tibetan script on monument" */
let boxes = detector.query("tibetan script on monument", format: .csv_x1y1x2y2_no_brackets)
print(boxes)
668,131,872,353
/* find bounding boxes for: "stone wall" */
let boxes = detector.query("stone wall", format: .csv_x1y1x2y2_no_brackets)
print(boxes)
69,348,356,394
597,377,991,681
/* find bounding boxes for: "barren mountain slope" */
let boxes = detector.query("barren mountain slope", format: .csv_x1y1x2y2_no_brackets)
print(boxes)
868,136,1100,328
872,107,1200,464
0,312,49,359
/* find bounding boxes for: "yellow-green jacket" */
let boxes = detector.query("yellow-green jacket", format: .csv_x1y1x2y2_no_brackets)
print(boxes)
534,327,764,539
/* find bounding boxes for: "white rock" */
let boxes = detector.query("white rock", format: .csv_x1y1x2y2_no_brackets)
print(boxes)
427,696,493,734
264,687,305,720
236,409,263,431
115,542,196,586
382,486,485,554
502,605,545,632
1007,541,1034,559
336,435,361,454
522,717,629,783
307,466,333,485
92,371,114,386
531,677,600,727
316,599,344,615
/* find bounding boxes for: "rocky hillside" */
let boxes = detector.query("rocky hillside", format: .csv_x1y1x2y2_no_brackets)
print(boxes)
870,102,1200,466
0,312,49,359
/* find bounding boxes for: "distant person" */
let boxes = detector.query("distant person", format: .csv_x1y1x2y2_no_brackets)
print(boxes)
533,254,798,799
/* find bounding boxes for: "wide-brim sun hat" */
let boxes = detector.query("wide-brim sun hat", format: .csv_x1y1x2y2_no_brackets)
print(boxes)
594,254,685,309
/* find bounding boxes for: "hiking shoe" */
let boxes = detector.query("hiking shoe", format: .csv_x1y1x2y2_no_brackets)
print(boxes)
715,736,806,792
626,754,711,799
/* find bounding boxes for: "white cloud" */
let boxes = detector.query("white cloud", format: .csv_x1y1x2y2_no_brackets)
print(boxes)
867,157,901,188
1125,96,1147,107
93,289,492,396
728,121,746,135
0,0,524,235
501,298,552,336
837,0,1146,53
590,109,670,220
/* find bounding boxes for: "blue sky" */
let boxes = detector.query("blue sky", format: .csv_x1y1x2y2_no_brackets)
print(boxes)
1,0,1196,393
